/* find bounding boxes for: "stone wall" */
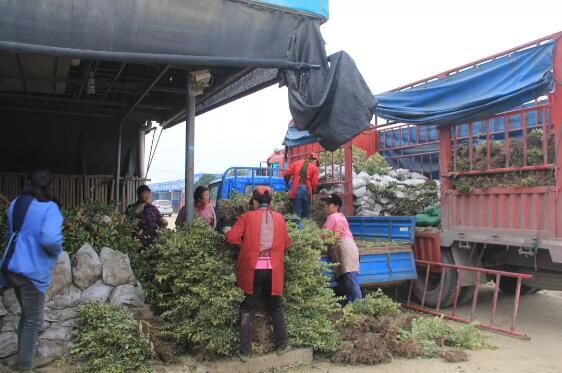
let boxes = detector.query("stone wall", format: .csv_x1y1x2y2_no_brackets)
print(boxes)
0,243,146,360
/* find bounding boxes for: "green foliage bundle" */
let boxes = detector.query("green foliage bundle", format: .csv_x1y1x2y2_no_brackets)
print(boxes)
399,316,490,358
271,191,293,215
311,199,328,227
72,302,152,373
447,324,490,350
152,217,341,356
355,150,390,176
218,191,293,228
453,170,555,193
284,220,341,352
152,219,244,357
367,181,439,216
351,290,401,319
453,129,556,192
217,192,250,228
63,203,140,256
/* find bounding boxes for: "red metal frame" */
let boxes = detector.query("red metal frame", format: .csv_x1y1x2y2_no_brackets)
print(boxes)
404,259,533,339
286,140,354,215
449,104,554,177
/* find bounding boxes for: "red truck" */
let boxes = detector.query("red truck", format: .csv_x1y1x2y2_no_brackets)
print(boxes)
283,31,562,308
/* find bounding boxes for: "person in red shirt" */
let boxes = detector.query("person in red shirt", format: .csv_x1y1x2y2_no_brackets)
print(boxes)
284,152,320,219
225,186,292,361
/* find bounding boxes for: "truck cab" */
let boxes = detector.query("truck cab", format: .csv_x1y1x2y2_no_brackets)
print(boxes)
208,167,288,226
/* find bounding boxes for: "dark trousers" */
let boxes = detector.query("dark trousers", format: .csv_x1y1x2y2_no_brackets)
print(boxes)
338,271,362,303
5,272,45,370
239,270,288,355
294,185,311,219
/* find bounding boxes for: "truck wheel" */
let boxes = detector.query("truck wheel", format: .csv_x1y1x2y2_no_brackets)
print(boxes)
412,248,459,308
498,277,537,295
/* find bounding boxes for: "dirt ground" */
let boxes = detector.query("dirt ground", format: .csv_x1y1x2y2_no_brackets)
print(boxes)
295,288,562,373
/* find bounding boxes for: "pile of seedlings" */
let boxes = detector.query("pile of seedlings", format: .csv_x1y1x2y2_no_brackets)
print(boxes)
150,218,341,357
453,129,556,192
331,290,491,365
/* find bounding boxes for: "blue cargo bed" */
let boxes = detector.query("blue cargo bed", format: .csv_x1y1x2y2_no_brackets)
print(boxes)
322,246,417,287
347,216,416,243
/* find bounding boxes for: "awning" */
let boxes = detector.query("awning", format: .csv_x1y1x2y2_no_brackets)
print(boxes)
374,41,556,126
0,0,326,124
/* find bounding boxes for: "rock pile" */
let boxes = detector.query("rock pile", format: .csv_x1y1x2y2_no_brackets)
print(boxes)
0,243,147,361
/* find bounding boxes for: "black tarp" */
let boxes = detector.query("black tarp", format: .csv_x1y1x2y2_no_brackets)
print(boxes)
0,0,315,68
281,21,377,151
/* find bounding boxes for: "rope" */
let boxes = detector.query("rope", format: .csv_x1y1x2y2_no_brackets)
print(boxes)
146,127,163,177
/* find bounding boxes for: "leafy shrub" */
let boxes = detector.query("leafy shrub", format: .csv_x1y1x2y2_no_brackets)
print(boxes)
152,219,244,357
284,220,341,352
452,129,556,191
447,324,489,350
311,199,328,227
152,217,341,356
217,192,250,228
351,290,401,319
63,203,140,256
72,302,152,373
355,152,390,176
403,316,489,358
410,316,453,344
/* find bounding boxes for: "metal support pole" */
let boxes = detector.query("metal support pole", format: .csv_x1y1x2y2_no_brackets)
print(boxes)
116,121,124,209
184,84,196,223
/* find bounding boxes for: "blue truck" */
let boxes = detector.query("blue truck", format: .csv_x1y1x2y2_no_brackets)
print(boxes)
212,167,417,287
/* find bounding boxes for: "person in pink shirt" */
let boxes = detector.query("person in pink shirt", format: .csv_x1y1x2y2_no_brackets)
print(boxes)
176,186,216,228
322,194,362,302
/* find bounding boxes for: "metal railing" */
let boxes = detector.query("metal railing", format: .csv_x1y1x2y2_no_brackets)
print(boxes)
404,259,533,339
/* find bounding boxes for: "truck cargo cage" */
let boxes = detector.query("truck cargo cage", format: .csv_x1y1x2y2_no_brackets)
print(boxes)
377,121,440,180
403,260,533,339
449,101,554,176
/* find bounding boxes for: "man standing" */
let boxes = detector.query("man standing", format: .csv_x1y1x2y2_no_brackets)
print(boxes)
284,152,320,219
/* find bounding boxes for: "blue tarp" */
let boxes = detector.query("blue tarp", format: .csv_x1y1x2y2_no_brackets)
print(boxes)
251,0,329,19
374,41,556,126
282,126,320,147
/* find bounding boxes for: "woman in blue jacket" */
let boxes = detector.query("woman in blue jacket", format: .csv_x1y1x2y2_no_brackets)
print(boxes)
0,170,64,372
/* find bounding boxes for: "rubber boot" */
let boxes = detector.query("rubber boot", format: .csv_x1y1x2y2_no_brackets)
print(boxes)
239,310,256,360
270,306,289,354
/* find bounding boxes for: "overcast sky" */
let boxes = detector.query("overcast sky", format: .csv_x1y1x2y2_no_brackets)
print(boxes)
145,0,562,183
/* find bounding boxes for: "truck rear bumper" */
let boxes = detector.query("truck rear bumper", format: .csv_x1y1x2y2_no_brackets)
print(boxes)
441,228,562,263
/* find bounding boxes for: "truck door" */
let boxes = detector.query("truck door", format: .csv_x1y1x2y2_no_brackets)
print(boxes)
208,181,220,208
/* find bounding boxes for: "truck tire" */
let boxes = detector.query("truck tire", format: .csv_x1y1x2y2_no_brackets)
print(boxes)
498,277,537,295
412,248,459,308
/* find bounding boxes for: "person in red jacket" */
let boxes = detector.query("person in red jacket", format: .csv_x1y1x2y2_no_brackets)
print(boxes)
225,186,292,361
284,152,320,219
